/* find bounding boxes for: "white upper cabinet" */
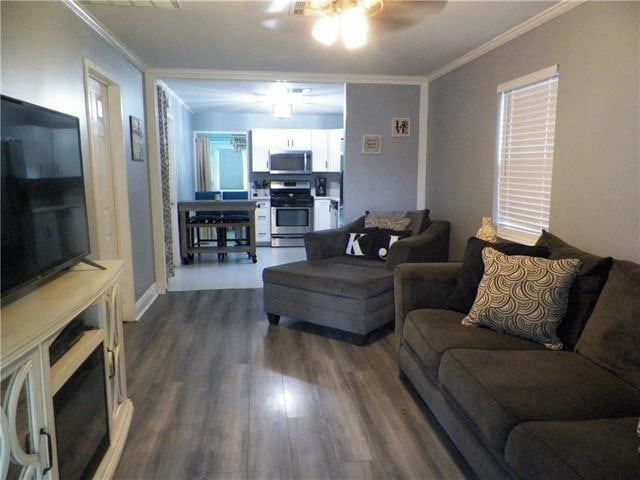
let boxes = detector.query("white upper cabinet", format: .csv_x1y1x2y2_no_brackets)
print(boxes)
251,128,341,173
250,129,272,172
287,129,312,150
311,130,329,172
327,129,343,172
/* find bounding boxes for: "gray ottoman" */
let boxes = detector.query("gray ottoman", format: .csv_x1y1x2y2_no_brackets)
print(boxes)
262,256,395,345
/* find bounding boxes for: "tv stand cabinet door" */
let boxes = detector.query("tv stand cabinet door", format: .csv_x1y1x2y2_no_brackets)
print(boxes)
104,284,128,425
1,350,53,480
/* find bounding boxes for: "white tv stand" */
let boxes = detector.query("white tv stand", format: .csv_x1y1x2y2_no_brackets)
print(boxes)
0,260,133,479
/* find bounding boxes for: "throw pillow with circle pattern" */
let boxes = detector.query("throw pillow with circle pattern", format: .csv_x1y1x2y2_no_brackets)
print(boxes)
462,247,582,350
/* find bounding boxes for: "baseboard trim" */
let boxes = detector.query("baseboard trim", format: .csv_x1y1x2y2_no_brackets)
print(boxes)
134,283,158,321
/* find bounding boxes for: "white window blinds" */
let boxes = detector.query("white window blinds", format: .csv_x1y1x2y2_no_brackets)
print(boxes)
495,66,559,243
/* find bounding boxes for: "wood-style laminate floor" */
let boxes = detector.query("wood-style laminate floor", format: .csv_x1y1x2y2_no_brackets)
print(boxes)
115,289,473,480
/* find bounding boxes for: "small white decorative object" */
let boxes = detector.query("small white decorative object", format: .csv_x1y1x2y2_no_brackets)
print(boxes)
476,216,498,242
362,135,382,154
392,117,410,137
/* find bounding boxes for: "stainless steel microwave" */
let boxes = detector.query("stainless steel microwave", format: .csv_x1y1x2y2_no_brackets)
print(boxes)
269,150,312,174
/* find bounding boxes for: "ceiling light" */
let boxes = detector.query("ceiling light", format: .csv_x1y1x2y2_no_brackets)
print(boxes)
312,15,339,46
272,102,292,119
310,0,380,50
271,82,293,119
341,7,368,49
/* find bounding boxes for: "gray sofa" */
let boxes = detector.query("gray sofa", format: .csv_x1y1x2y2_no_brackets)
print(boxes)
395,251,640,479
262,212,450,344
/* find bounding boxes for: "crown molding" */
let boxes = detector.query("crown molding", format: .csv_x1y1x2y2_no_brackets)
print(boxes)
145,68,427,85
156,79,194,113
426,0,587,82
62,0,146,71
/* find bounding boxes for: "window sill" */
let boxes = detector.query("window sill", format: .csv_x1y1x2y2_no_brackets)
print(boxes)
497,226,540,246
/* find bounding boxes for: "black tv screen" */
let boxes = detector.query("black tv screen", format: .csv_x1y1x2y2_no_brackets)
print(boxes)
1,95,90,300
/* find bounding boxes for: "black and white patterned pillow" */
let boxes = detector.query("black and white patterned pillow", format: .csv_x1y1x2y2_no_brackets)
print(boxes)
462,247,581,350
373,229,410,261
344,231,375,257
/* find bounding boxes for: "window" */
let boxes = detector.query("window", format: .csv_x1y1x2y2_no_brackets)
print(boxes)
207,133,248,191
495,65,559,243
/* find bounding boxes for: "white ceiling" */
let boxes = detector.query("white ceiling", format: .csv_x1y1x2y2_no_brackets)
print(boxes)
83,1,556,76
162,79,345,114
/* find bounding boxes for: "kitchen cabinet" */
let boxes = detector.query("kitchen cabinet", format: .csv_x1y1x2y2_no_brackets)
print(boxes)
251,129,313,173
314,198,338,231
250,129,272,172
311,130,329,172
255,200,271,244
287,130,312,150
252,128,339,173
312,129,342,173
327,129,343,172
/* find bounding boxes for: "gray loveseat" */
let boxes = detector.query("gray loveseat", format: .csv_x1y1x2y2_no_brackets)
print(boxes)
262,211,449,344
395,239,640,479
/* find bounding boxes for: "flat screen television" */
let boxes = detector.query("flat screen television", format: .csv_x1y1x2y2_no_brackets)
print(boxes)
1,95,91,302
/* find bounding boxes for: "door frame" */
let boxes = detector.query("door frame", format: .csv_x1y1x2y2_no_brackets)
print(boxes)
83,58,136,322
145,71,425,294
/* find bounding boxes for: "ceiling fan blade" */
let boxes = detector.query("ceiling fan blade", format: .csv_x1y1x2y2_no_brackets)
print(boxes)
372,0,447,30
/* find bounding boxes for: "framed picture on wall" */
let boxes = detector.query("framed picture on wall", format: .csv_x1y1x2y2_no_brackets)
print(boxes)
129,115,145,162
362,134,382,154
392,117,410,137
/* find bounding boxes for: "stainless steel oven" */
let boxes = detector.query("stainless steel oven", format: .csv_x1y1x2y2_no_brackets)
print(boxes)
269,150,312,175
270,180,314,247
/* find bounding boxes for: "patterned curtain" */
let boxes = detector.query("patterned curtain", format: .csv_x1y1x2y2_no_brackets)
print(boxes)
156,85,174,278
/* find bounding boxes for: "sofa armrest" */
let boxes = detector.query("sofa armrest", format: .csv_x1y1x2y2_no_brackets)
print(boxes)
394,262,462,343
385,220,450,269
304,216,365,261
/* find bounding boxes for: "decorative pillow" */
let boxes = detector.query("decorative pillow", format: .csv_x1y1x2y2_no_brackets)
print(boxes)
344,229,376,258
462,248,581,350
535,230,613,349
372,229,410,261
446,237,550,314
575,260,640,390
364,211,412,231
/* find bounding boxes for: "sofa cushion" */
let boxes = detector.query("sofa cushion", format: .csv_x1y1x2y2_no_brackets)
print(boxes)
402,309,544,377
535,230,613,349
365,209,430,236
505,417,640,480
438,349,640,450
462,248,581,350
262,259,393,300
446,237,550,314
576,260,640,389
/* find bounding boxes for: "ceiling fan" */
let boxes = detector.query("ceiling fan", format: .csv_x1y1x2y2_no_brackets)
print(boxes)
255,1,447,49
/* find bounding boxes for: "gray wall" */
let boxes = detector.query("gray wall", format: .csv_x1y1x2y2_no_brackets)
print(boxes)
165,90,195,201
1,1,155,299
344,83,420,222
193,111,343,132
427,2,640,262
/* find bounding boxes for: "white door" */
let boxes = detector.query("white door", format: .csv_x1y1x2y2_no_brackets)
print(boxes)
311,129,329,172
88,77,118,259
167,115,181,265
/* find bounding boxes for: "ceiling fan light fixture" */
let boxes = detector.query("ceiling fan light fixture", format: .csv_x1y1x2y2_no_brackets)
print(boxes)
272,102,293,119
341,6,368,49
312,15,339,46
